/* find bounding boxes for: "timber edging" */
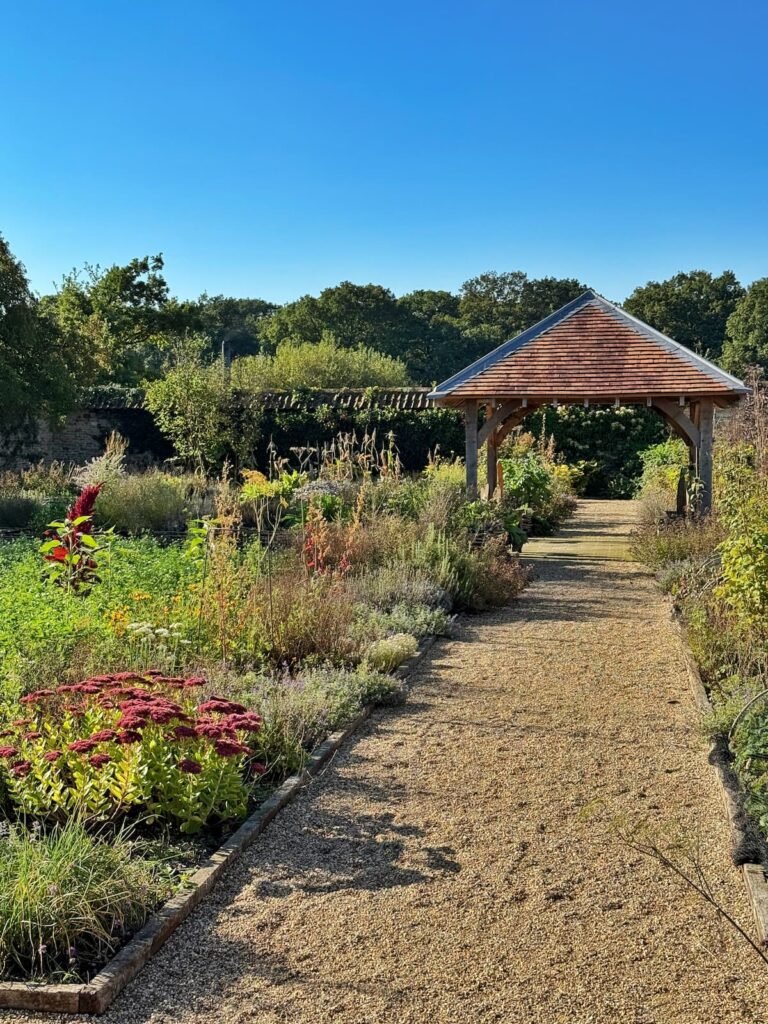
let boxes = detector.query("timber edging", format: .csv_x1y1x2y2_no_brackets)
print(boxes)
0,624,450,1015
668,602,768,945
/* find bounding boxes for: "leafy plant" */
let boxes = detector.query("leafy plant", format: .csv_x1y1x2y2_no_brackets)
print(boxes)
39,485,105,593
0,819,173,981
0,672,264,833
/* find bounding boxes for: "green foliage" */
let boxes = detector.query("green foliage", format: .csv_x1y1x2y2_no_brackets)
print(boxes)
145,362,262,468
623,269,744,360
231,334,410,390
0,673,259,833
41,255,171,387
635,437,689,504
0,820,172,981
95,473,192,534
0,234,77,423
717,494,768,627
526,405,668,498
722,278,768,376
364,633,418,672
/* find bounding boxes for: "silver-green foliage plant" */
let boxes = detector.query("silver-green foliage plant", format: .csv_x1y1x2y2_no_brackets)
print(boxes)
364,633,418,673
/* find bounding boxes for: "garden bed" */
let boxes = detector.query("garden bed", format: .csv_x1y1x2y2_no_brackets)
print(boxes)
0,627,443,1014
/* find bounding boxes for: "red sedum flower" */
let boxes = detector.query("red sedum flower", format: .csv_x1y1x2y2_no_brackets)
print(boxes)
68,739,99,754
0,746,19,759
89,753,112,768
178,758,203,774
213,739,252,758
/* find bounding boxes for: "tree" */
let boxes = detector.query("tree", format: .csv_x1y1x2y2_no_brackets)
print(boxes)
258,282,413,361
41,254,171,386
623,270,744,360
165,294,277,361
0,234,76,423
397,289,467,383
457,272,586,350
721,279,768,376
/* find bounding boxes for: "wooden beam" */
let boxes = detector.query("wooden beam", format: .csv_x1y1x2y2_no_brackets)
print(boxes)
487,432,498,499
478,400,521,447
464,400,478,500
652,398,701,449
698,399,714,512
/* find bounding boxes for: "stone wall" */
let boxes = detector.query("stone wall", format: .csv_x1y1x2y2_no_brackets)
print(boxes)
0,408,173,468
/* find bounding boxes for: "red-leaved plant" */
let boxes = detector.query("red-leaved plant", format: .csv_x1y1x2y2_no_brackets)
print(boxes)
0,672,265,833
40,485,104,593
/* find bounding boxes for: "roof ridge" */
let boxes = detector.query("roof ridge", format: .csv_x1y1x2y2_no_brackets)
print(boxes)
428,289,748,399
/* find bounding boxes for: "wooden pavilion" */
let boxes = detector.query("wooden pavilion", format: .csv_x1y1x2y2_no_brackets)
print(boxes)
428,290,749,511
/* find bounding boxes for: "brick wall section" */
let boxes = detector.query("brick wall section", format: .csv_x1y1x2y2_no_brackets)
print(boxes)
0,408,172,467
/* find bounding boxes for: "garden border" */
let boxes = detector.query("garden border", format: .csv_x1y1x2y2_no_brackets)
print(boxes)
669,603,768,945
0,628,448,1015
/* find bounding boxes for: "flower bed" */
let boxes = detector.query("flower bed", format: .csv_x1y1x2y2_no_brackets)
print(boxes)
0,433,578,984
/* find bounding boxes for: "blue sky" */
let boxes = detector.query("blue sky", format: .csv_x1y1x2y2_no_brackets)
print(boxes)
2,1,766,304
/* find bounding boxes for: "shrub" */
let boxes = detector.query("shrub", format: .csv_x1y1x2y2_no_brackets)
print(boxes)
95,472,190,534
407,527,527,612
0,672,263,833
227,665,403,779
0,496,40,529
630,517,725,570
0,820,172,981
349,564,449,611
230,333,410,390
364,633,418,672
235,572,361,668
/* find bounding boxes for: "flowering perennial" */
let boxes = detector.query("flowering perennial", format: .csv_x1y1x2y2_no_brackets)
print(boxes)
0,672,265,833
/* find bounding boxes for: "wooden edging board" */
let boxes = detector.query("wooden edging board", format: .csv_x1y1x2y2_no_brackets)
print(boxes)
669,603,768,945
0,626,448,1015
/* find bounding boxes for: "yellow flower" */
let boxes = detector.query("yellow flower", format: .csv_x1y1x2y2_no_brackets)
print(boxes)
131,590,152,602
106,607,130,638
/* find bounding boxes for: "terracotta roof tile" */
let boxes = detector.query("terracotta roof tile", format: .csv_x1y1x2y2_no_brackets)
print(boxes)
430,292,748,404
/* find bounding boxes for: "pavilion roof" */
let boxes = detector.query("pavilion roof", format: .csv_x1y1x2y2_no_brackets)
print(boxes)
428,290,748,406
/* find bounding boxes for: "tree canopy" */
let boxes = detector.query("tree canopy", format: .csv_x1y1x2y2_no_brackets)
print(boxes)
623,270,744,360
0,235,76,423
722,279,768,375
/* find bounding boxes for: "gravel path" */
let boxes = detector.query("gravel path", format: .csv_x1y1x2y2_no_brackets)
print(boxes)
7,499,768,1023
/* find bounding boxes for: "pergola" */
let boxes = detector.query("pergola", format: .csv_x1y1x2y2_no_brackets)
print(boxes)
428,290,749,511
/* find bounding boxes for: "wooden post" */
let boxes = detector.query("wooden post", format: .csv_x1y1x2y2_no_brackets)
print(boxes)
698,399,714,512
486,432,497,500
464,400,478,500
